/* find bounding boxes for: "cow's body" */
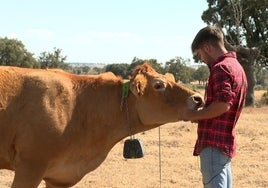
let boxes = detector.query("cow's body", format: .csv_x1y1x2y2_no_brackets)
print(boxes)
0,64,203,188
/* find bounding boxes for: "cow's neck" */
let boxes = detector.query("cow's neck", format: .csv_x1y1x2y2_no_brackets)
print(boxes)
76,79,142,145
77,78,162,146
107,82,144,143
120,92,141,138
63,78,160,177
119,85,160,138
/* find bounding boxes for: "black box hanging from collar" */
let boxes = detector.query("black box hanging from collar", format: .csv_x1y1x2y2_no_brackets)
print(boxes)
123,138,145,159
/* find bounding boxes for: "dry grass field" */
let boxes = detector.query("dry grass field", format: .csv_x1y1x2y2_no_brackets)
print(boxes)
0,90,267,188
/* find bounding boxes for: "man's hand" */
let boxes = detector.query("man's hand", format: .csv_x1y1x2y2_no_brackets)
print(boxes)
182,107,203,122
182,102,230,122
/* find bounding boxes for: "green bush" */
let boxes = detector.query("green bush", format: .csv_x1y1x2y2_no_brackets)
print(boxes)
260,90,268,105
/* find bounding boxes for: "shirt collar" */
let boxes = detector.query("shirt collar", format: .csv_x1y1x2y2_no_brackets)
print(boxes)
209,51,237,69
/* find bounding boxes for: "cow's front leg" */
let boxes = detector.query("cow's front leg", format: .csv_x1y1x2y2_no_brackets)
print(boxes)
11,160,47,188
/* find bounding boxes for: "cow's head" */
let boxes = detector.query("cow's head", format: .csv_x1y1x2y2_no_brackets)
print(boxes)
129,63,203,125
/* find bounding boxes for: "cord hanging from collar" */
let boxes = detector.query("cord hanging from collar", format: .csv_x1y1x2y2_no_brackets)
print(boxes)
121,80,144,159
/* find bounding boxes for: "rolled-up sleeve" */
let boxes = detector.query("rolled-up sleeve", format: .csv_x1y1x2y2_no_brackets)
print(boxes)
211,65,236,106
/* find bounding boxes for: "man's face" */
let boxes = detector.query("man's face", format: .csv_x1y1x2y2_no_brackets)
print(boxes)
195,43,214,65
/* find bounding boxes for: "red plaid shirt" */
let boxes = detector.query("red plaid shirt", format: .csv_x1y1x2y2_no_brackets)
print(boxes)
193,52,247,157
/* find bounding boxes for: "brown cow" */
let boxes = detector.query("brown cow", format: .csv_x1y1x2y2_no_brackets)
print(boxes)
0,63,203,188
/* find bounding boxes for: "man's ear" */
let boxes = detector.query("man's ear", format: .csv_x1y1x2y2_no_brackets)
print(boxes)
202,43,210,53
130,74,147,97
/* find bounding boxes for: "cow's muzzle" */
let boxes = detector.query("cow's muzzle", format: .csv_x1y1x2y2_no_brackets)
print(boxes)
187,93,204,109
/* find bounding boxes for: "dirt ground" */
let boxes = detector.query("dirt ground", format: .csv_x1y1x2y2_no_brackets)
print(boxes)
1,101,268,187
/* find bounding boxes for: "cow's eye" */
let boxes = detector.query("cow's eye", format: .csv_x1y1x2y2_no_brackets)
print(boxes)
153,80,166,91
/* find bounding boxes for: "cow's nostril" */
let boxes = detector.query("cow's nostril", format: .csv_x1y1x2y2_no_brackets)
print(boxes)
187,94,204,110
192,94,204,108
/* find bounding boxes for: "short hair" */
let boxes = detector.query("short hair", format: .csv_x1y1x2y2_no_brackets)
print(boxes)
191,25,224,53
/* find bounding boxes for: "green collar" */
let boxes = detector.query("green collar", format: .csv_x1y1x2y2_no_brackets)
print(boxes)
122,80,130,98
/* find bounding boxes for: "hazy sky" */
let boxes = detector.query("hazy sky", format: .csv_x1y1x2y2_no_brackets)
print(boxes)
1,0,208,64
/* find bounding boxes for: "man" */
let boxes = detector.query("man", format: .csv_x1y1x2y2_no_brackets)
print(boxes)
182,26,247,188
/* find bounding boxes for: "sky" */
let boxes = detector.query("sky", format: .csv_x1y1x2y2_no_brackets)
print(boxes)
0,0,208,64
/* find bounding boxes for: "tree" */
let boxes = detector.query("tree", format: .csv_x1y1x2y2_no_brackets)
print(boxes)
193,65,209,85
92,67,104,74
129,57,164,74
165,57,194,83
0,37,39,68
255,66,268,87
105,63,129,78
38,48,68,69
201,0,268,106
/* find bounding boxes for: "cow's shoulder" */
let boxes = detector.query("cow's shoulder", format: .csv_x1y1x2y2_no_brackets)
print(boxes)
76,71,121,85
97,72,120,83
19,69,73,97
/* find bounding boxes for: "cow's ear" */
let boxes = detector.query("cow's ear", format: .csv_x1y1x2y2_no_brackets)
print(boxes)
165,73,175,82
130,75,147,97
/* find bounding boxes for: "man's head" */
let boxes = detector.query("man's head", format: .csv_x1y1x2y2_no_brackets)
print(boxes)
191,26,226,65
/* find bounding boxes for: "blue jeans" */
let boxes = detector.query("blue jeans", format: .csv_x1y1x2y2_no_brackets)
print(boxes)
200,147,232,188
